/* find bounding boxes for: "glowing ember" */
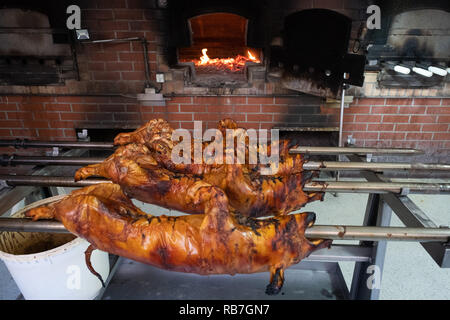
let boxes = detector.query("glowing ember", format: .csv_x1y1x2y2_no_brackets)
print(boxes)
190,48,260,73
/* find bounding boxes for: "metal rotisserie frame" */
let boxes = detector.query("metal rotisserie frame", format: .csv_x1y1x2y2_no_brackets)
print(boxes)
0,142,449,300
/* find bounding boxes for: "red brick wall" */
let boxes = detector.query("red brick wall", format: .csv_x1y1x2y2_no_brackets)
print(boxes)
76,2,162,93
0,94,335,138
1,96,448,159
0,1,448,162
343,98,449,154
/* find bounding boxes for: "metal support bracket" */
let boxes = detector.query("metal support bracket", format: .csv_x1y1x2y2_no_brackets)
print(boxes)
349,193,392,300
347,154,450,268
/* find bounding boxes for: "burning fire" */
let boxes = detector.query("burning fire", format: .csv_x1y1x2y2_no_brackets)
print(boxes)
192,48,260,73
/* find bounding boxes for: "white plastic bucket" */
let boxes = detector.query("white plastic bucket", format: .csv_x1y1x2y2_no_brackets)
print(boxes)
0,196,110,300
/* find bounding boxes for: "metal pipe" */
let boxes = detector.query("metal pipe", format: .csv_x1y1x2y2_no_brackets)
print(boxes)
82,37,152,88
0,139,114,149
0,218,68,233
2,175,449,194
1,218,448,242
303,161,450,171
290,146,423,155
1,155,105,166
2,142,424,155
307,225,450,242
3,154,448,173
304,181,450,194
87,37,141,44
0,175,109,187
141,38,152,88
338,84,346,148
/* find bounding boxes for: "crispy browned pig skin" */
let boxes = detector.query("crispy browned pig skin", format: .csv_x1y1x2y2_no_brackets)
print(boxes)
75,119,323,217
113,118,306,176
26,183,330,294
75,144,322,217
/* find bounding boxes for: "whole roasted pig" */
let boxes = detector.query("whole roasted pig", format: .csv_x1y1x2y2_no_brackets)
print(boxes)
75,119,323,217
26,183,330,294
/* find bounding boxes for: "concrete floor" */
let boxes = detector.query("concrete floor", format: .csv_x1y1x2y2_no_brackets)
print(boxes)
304,179,450,300
1,180,449,299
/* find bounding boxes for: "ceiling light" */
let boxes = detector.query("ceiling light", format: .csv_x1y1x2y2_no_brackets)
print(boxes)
428,65,447,77
75,29,90,40
393,65,410,75
384,62,410,75
412,66,432,77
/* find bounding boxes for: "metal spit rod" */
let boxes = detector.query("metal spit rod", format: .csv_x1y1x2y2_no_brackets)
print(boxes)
303,161,450,171
290,146,423,155
1,139,424,155
0,218,449,243
0,139,114,149
1,175,449,194
1,155,105,166
0,175,110,187
2,155,449,172
304,181,450,194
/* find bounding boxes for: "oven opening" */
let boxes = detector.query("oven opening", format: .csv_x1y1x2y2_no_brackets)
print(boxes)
178,13,262,76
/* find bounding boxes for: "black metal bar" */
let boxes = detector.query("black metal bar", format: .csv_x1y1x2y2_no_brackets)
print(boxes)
69,30,81,81
141,38,152,88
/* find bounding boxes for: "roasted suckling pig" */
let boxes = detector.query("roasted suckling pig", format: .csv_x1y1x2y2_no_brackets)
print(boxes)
26,183,330,294
75,119,323,217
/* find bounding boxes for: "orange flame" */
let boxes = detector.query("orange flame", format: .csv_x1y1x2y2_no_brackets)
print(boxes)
247,50,257,61
191,48,260,73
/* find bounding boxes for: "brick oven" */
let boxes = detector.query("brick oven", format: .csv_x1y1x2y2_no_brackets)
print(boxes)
0,0,448,165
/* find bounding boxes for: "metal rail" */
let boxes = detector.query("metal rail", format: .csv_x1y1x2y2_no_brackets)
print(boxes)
1,218,449,243
2,140,423,155
3,155,450,172
304,181,450,194
290,146,423,155
1,155,104,166
0,139,114,149
0,175,109,187
2,175,449,194
303,161,450,171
